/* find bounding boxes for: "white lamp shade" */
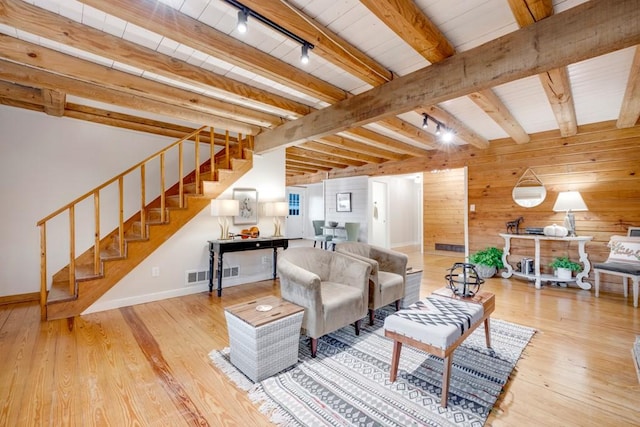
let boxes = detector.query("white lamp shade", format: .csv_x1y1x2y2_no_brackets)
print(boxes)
210,199,239,217
552,191,588,212
263,201,288,217
274,201,288,217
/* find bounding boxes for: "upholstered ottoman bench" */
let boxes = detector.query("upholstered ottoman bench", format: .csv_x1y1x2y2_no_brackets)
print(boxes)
383,288,495,407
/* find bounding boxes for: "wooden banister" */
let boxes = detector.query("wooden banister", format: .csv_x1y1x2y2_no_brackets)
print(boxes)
37,125,246,319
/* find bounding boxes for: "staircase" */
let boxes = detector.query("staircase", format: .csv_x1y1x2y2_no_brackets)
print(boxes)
38,126,253,323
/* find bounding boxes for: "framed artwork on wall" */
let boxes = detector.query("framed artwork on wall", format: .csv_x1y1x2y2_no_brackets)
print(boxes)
233,188,258,225
336,192,352,212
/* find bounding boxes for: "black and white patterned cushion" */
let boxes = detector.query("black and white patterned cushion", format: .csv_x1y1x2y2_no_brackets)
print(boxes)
383,295,484,349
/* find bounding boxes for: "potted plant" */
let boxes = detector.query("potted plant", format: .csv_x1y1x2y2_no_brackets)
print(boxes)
469,247,504,278
549,256,582,280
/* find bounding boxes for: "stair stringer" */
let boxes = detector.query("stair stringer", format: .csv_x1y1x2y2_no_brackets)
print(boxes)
45,155,252,321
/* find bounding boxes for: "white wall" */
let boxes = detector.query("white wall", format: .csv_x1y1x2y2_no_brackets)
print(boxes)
324,176,369,242
0,105,286,307
87,149,285,313
0,106,175,297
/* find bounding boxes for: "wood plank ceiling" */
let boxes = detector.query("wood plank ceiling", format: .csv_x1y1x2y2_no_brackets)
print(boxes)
0,0,639,183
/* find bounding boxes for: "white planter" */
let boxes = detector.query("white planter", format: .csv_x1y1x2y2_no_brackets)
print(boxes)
556,267,572,280
474,264,497,279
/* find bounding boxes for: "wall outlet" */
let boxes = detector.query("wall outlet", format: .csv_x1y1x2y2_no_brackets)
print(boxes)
262,255,269,264
151,266,160,277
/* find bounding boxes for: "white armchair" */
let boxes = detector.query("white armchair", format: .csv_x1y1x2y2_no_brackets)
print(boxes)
277,247,372,357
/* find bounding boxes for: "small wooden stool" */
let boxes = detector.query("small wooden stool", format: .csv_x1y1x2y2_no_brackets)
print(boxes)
383,288,495,407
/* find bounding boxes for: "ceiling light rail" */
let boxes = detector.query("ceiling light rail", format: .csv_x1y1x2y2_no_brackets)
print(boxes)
224,0,314,64
422,113,455,143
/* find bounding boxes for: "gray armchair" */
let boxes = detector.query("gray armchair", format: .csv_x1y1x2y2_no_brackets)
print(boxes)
336,242,408,325
277,247,372,357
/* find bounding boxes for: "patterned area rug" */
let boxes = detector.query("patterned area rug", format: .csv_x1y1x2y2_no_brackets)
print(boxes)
209,309,535,426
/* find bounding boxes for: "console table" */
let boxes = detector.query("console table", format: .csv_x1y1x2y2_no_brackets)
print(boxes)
208,237,288,296
499,233,593,290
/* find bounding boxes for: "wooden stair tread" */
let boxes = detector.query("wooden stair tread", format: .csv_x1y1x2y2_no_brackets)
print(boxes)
44,147,253,321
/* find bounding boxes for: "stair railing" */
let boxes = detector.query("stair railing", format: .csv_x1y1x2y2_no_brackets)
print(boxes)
36,125,243,320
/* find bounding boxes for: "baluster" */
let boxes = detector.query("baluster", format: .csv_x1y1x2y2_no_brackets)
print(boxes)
140,164,146,239
225,130,230,169
118,177,124,254
94,191,100,275
210,127,216,180
238,133,243,159
40,223,47,320
178,142,184,208
160,153,166,223
69,205,75,295
194,133,200,194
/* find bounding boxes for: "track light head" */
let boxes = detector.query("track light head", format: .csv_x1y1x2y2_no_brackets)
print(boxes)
237,9,248,33
435,123,441,135
301,43,309,64
422,114,428,129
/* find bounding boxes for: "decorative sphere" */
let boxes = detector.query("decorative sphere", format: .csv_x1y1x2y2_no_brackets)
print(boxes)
445,262,484,297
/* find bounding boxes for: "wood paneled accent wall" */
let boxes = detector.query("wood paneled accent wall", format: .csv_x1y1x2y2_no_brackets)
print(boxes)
295,121,640,293
423,168,465,254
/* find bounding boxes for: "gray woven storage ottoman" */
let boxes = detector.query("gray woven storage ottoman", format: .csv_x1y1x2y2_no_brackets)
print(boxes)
401,268,423,308
224,296,304,382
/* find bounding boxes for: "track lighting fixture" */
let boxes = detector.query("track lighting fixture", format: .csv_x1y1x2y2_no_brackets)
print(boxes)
236,9,248,33
422,113,455,143
225,0,314,64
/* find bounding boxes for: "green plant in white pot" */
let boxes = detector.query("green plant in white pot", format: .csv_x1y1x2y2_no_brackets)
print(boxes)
549,256,582,280
469,247,504,279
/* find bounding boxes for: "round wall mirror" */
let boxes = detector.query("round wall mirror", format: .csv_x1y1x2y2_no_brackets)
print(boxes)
512,169,546,208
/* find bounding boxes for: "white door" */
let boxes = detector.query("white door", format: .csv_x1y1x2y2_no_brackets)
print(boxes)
370,181,389,247
285,188,304,238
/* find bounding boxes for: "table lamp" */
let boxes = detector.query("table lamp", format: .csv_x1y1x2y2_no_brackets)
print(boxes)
552,191,588,237
264,201,288,237
210,199,239,240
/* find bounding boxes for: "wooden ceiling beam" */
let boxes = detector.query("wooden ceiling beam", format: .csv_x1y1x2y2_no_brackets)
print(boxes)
287,146,365,167
316,135,404,161
286,161,330,173
342,128,430,157
237,0,393,86
286,153,351,169
0,60,260,135
301,140,387,164
78,0,348,104
0,34,279,129
42,88,65,117
230,0,438,149
362,0,530,144
508,0,578,137
617,45,640,128
255,0,640,150
0,80,42,105
0,0,311,119
416,106,489,149
467,89,530,144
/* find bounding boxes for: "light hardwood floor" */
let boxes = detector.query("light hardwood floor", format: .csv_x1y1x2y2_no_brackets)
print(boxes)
1,244,638,426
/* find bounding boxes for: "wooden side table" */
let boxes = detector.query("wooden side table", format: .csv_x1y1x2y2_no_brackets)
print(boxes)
224,296,304,382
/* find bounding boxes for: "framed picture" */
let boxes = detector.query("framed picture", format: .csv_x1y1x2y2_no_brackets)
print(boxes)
233,188,258,225
336,192,352,212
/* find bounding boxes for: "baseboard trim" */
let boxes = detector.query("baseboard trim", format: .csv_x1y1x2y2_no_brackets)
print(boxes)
0,292,39,306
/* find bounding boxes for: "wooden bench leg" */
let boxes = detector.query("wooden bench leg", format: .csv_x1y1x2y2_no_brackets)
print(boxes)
441,355,453,408
389,341,402,382
484,318,491,348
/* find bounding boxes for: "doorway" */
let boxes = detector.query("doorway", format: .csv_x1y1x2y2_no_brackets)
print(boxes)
285,188,304,238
